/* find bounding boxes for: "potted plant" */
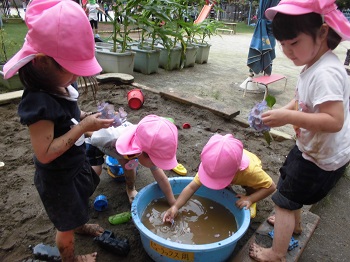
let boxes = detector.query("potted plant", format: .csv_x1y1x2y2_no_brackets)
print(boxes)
181,20,199,68
129,0,172,74
192,19,223,64
0,28,23,91
155,0,187,71
94,0,136,75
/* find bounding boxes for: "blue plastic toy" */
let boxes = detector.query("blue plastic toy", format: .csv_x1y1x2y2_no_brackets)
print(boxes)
106,156,125,182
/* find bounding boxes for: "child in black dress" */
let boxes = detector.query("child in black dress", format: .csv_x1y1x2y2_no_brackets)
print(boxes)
3,0,114,260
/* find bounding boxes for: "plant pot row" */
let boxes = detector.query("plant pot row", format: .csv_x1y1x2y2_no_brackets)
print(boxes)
95,42,211,75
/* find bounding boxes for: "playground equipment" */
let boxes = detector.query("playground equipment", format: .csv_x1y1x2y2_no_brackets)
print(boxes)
194,0,216,24
194,4,213,24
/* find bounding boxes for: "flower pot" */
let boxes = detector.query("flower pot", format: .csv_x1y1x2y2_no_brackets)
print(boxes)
182,44,199,68
95,50,135,75
193,43,211,64
130,45,160,75
95,42,114,52
158,46,182,71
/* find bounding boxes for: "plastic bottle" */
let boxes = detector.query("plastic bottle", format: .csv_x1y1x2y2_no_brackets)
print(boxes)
108,211,132,225
31,243,61,261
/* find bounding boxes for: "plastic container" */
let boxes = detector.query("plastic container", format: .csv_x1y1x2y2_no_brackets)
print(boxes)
131,177,250,262
106,156,125,182
127,89,144,110
94,195,108,211
109,211,132,225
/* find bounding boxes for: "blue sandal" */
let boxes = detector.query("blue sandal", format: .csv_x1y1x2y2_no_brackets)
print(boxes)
268,230,299,251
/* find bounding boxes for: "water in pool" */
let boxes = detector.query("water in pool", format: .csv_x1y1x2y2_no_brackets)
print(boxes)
141,195,237,245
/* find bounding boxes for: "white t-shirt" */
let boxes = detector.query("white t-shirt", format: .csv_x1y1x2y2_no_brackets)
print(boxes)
87,121,133,159
86,3,99,21
295,50,350,171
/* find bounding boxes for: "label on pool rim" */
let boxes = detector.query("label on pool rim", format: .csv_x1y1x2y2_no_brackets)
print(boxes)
150,241,194,261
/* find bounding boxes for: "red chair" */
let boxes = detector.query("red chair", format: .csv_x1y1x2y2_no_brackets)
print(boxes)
243,73,287,100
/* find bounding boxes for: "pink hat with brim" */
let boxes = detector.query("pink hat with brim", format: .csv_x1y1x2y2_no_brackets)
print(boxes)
265,0,350,41
116,115,178,170
198,134,250,190
3,0,102,79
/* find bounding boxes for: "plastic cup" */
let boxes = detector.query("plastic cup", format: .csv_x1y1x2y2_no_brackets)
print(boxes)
127,89,144,110
94,194,108,211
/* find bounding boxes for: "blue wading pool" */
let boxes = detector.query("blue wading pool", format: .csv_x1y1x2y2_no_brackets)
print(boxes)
131,177,250,262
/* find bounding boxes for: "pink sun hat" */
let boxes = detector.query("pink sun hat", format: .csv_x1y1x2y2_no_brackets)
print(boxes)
198,134,250,190
115,115,178,170
265,0,350,41
3,0,102,79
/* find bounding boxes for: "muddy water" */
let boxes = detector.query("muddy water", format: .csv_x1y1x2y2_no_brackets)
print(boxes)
141,195,237,245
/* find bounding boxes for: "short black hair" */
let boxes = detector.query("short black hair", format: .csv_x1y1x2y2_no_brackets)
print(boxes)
272,12,341,50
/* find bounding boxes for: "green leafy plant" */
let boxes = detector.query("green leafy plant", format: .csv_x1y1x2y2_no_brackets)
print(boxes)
0,29,17,64
133,0,173,50
192,19,224,45
107,0,141,53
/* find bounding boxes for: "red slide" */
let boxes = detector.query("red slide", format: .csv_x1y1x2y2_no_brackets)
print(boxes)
194,4,213,24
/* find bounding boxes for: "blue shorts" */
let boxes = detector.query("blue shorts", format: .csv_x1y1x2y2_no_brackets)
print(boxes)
272,145,348,210
86,143,104,166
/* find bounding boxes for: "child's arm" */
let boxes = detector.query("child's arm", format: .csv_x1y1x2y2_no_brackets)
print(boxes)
29,114,114,164
151,167,176,206
282,98,296,110
236,182,276,209
163,180,200,223
97,7,106,16
262,100,344,133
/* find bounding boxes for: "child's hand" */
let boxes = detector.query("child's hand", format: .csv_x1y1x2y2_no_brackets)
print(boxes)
163,206,178,223
235,194,252,209
80,113,114,132
261,108,290,128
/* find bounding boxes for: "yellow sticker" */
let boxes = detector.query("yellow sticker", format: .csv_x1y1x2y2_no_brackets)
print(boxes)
150,241,195,261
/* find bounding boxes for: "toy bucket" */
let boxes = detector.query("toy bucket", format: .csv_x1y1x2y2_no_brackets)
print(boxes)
127,89,144,110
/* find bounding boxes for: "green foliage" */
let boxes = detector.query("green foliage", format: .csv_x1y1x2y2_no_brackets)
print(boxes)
263,94,276,146
0,24,27,63
0,23,27,63
236,22,255,34
134,0,173,50
192,19,224,45
265,94,276,109
263,130,273,146
107,0,142,52
336,0,350,10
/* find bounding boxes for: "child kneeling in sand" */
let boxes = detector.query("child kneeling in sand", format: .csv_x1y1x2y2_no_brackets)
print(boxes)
163,134,276,222
87,114,178,205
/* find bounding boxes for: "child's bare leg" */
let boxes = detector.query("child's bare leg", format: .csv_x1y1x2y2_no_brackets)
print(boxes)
267,209,302,235
75,224,104,237
75,253,98,262
92,165,102,176
249,205,293,262
56,229,98,262
124,168,137,203
294,209,302,234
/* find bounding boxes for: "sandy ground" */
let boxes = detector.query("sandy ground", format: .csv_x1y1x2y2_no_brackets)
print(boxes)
0,84,296,261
